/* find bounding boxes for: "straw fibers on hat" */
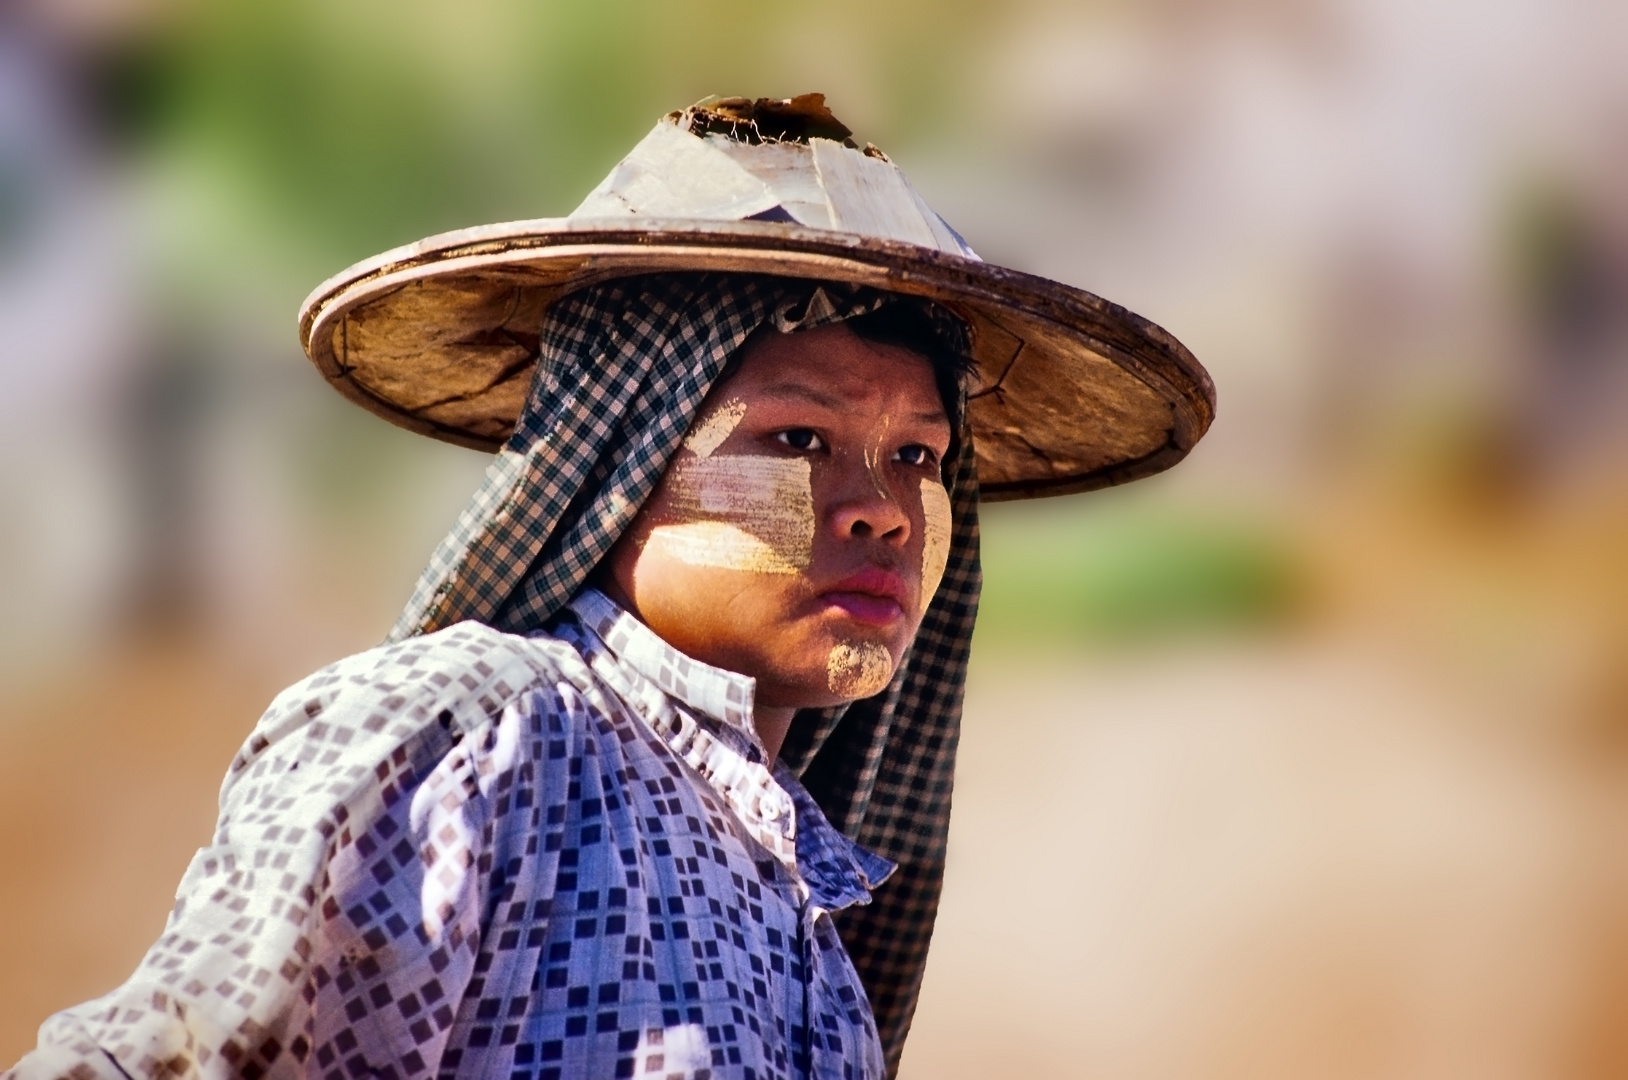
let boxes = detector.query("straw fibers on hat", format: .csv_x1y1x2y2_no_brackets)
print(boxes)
297,94,1214,500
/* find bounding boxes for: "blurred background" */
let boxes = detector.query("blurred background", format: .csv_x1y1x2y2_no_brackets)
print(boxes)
1,0,1625,1075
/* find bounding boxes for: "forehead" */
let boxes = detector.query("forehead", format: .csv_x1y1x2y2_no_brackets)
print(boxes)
724,323,947,422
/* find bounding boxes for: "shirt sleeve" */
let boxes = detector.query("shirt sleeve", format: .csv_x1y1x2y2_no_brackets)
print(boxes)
4,624,548,1080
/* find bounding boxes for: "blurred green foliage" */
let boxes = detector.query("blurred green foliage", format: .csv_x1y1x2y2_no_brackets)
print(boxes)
115,0,1002,270
975,497,1301,648
103,0,1007,525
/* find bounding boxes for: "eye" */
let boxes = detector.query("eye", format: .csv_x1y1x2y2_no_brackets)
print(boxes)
774,428,825,452
893,443,939,467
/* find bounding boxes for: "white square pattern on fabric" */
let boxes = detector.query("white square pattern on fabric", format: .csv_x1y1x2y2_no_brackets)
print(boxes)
10,590,894,1080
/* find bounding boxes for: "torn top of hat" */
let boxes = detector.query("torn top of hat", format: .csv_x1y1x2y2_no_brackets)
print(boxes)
570,95,978,259
675,93,857,145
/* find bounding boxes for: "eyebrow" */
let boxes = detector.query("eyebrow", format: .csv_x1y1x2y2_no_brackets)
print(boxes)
757,382,948,426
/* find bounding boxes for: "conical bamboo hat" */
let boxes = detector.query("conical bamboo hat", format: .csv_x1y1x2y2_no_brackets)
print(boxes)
297,95,1214,500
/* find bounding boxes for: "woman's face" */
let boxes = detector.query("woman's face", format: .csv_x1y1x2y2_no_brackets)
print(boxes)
604,321,955,709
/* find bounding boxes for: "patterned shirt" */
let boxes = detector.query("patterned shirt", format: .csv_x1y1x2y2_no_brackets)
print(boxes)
10,589,895,1080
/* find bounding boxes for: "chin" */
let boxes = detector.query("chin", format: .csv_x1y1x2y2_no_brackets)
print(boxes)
755,618,907,707
631,569,917,704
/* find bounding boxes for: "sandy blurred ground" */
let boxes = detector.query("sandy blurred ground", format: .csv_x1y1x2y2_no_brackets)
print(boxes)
0,635,281,1045
4,0,1628,1075
905,495,1628,1079
913,637,1628,1080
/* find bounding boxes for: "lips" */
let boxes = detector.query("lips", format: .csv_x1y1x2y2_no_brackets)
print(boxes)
819,568,910,626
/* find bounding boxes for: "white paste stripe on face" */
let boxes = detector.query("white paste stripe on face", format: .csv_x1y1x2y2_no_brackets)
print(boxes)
650,455,815,574
919,478,952,611
682,399,747,458
827,640,893,699
862,415,893,499
648,521,803,576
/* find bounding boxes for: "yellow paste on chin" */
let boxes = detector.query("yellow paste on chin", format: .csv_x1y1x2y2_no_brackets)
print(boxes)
919,478,952,609
648,456,814,575
826,641,893,698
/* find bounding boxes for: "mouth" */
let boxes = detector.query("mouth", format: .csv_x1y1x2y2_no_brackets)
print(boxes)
818,567,910,627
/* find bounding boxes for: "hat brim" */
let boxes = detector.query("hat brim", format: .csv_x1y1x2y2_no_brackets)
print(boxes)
297,217,1214,501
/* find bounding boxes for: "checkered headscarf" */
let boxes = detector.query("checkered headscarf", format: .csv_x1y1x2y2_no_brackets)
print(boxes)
389,272,981,1075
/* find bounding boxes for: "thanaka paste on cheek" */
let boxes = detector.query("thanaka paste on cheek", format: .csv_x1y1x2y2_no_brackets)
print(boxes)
647,456,815,574
826,640,893,698
919,478,952,611
682,399,747,458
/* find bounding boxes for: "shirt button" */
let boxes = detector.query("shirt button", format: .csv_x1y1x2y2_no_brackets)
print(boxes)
760,799,781,822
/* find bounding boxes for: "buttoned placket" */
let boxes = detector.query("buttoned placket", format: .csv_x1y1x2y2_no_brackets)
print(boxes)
566,590,807,896
562,588,894,1080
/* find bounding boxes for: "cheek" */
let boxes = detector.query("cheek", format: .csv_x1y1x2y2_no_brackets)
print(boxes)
645,456,815,574
683,398,747,458
826,640,894,698
918,479,953,609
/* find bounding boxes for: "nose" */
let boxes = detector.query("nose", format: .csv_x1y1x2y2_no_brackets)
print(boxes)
827,472,911,545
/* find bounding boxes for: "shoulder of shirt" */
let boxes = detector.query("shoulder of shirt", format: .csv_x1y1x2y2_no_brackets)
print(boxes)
233,620,592,778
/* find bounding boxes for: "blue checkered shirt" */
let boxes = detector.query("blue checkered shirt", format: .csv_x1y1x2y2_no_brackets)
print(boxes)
9,589,895,1080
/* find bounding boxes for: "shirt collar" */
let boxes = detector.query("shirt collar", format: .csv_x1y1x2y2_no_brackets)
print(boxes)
567,587,758,738
563,587,897,912
780,766,898,910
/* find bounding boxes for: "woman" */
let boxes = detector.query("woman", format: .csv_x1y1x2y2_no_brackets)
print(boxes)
7,95,1212,1080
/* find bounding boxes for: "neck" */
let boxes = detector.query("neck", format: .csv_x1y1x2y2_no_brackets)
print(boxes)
594,572,798,766
753,705,797,767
